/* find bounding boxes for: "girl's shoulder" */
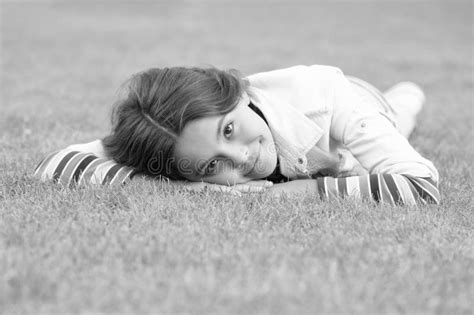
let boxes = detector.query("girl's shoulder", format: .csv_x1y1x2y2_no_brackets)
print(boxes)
247,64,344,93
247,64,342,81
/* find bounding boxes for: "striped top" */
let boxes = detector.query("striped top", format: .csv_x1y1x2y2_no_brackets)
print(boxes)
34,148,440,206
313,173,440,206
34,149,138,187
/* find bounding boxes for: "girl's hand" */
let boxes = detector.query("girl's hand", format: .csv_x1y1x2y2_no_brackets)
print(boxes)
177,180,273,196
267,179,318,197
338,163,368,177
233,180,274,193
336,152,369,177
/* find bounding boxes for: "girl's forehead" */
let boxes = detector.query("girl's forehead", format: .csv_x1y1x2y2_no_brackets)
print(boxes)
173,115,220,158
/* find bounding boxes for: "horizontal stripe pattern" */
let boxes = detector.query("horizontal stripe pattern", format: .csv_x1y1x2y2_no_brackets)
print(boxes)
34,149,136,187
315,174,440,206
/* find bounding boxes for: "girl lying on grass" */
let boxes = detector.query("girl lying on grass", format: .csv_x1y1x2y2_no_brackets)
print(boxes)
35,65,440,205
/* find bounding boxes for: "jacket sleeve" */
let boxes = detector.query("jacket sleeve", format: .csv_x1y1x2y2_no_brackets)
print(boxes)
322,66,439,178
33,140,140,187
303,66,441,205
313,174,440,205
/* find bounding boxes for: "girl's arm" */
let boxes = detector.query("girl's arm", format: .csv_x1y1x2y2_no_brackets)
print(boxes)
268,174,439,206
264,66,440,205
34,148,139,186
34,145,272,194
322,67,439,204
269,174,440,205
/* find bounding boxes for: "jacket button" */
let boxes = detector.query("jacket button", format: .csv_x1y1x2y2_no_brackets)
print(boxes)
297,158,304,164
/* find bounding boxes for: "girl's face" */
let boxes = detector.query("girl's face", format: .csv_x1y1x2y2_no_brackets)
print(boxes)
173,93,278,185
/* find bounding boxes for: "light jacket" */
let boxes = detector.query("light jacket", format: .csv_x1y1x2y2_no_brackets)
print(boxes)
246,65,439,184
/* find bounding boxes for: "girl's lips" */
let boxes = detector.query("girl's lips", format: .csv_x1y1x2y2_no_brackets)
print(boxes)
246,145,261,176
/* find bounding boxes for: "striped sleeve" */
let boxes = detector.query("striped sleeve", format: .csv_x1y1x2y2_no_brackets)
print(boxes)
34,149,139,187
314,174,440,206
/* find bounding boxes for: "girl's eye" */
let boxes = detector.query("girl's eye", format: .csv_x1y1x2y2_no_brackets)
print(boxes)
223,122,233,138
205,160,218,174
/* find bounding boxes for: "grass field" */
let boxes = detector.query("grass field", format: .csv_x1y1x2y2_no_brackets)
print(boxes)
1,0,473,313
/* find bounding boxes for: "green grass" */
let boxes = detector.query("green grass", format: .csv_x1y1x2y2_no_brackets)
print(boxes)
1,1,473,313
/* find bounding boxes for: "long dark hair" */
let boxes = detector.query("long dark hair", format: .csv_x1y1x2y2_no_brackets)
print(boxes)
102,67,247,179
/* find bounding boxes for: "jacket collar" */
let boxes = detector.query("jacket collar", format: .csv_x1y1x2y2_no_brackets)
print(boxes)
247,87,324,178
